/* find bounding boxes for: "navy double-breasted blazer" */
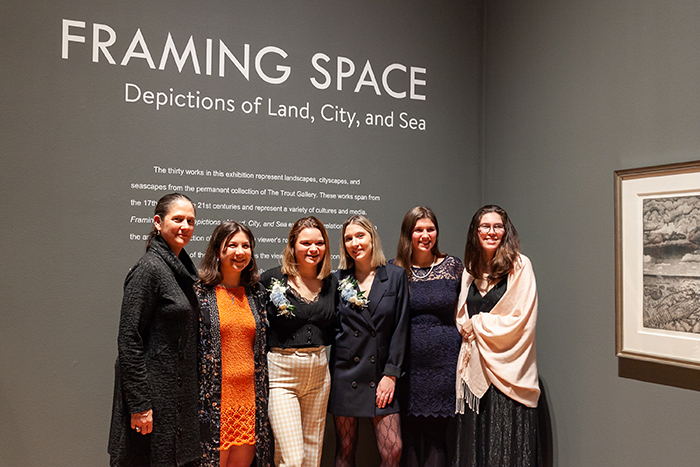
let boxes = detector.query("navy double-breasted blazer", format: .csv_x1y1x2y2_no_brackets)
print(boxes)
328,263,409,417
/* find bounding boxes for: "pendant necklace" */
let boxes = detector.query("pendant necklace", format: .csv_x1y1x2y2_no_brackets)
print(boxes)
219,284,241,305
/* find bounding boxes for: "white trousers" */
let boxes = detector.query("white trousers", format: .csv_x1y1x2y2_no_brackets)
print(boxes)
267,347,331,467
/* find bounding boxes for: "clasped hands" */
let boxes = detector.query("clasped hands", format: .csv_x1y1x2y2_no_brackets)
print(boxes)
131,409,153,435
460,318,475,342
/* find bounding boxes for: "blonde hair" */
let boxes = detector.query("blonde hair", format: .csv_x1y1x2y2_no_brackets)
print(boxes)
338,215,387,270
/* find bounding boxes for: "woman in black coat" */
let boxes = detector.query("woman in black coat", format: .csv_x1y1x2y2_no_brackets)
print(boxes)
329,215,410,467
108,193,201,467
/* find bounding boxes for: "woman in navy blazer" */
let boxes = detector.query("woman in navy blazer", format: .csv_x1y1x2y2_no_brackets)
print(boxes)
328,215,410,467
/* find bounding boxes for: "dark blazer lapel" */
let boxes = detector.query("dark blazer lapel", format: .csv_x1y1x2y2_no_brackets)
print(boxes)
366,265,389,318
359,299,378,331
340,268,377,331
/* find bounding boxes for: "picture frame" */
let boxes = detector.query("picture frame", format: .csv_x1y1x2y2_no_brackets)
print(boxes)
615,160,700,369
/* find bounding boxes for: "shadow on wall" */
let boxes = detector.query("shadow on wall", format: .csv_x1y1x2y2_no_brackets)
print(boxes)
538,376,555,467
618,358,700,392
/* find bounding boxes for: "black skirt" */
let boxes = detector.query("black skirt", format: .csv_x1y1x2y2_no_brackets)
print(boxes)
453,385,542,467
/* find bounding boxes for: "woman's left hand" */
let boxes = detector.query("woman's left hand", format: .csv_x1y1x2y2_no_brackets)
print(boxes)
376,375,396,409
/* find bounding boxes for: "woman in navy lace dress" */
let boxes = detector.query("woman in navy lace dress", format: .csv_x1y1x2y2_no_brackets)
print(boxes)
392,207,463,467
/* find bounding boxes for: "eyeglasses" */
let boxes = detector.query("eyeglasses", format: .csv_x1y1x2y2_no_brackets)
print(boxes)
478,224,505,234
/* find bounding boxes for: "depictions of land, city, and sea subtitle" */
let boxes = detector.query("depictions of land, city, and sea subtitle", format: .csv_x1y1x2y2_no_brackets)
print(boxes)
643,195,700,333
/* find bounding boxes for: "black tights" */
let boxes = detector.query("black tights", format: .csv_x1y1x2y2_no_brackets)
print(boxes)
401,415,450,467
334,414,402,467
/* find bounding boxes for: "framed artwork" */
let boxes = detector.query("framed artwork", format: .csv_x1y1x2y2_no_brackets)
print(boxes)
615,160,700,369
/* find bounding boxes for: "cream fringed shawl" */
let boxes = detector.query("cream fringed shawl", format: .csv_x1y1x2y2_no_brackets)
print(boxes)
455,254,540,414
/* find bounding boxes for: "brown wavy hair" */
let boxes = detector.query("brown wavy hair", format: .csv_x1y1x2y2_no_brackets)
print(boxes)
199,221,260,286
146,193,196,250
394,206,442,279
464,205,520,282
281,217,332,279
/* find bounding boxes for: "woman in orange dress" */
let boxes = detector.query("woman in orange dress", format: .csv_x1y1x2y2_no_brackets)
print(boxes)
196,221,272,467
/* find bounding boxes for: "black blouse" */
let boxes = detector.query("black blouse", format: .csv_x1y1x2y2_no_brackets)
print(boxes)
467,277,508,317
260,266,337,348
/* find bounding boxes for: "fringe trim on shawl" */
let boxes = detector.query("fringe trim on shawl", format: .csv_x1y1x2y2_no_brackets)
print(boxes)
455,338,482,414
456,381,481,415
455,340,480,414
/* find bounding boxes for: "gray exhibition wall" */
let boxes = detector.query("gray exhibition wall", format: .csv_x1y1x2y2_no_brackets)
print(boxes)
0,1,482,465
9,1,700,466
482,0,700,466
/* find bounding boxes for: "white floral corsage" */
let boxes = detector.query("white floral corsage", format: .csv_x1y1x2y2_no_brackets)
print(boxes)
268,277,295,318
338,276,369,310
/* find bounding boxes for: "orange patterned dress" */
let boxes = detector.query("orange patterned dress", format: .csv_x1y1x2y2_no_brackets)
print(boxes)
215,286,256,449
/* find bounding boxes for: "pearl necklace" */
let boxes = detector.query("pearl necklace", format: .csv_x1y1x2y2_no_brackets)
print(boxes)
411,255,436,279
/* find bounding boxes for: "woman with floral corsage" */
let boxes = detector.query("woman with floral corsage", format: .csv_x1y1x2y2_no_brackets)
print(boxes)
329,215,409,467
196,221,272,467
260,216,337,467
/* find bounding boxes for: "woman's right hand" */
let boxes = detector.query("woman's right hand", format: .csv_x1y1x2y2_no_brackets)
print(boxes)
130,409,153,435
459,317,473,340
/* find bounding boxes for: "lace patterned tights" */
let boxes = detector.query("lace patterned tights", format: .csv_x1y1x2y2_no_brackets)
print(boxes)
334,414,402,467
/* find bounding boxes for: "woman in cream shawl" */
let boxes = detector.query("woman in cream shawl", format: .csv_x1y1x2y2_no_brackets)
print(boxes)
454,205,541,467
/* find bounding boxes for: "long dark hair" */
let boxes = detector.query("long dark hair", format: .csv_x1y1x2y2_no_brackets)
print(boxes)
464,205,520,282
394,206,442,279
199,221,260,287
281,216,332,279
146,193,196,250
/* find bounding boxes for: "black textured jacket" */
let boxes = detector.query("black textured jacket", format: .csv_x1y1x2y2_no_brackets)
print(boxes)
108,236,201,466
